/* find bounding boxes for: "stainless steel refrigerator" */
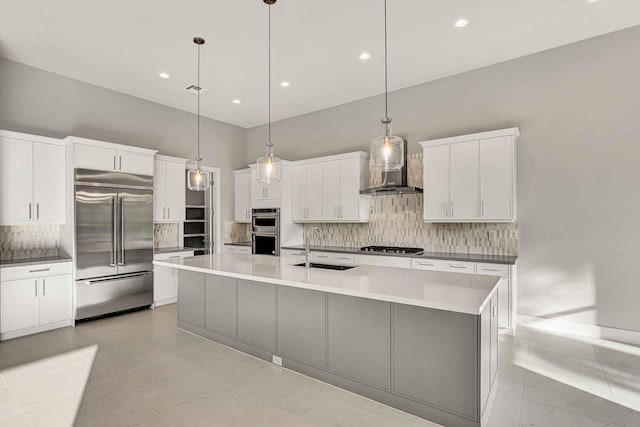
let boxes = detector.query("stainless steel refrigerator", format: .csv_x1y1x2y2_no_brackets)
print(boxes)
74,169,154,321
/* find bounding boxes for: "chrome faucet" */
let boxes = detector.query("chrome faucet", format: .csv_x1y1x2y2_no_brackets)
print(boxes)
305,227,321,268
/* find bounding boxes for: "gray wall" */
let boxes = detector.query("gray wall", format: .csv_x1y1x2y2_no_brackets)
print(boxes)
247,26,640,333
0,57,247,223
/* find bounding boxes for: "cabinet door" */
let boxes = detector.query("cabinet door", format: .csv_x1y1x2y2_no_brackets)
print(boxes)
154,264,176,303
480,136,514,221
450,141,480,220
306,163,324,221
205,275,237,339
1,279,39,333
165,161,186,221
265,179,281,200
177,270,205,328
291,165,307,221
423,145,450,220
250,169,264,201
118,151,154,175
339,158,360,220
322,160,341,220
237,279,276,353
33,143,66,223
153,160,167,221
327,294,390,390
38,275,72,325
0,137,33,223
74,144,117,171
234,171,251,222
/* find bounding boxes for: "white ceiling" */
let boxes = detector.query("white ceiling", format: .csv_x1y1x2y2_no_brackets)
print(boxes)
1,0,640,128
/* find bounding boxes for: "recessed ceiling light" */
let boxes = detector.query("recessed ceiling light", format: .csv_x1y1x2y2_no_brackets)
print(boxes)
454,18,469,28
359,52,371,60
232,99,241,104
158,72,171,79
585,0,599,3
280,81,290,87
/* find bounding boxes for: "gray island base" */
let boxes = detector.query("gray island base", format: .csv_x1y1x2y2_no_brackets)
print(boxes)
172,262,499,427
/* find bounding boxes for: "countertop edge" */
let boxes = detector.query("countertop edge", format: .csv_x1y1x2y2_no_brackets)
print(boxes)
0,257,73,268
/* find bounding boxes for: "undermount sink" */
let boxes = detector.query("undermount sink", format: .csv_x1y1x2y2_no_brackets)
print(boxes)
292,262,356,271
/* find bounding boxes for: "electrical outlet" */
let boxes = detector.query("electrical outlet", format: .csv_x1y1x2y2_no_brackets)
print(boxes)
272,355,283,366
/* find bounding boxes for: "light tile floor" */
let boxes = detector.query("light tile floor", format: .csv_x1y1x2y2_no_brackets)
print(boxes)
0,305,638,426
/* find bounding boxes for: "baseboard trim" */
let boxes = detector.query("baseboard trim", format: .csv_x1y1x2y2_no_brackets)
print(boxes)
519,314,640,345
154,297,177,307
0,319,72,341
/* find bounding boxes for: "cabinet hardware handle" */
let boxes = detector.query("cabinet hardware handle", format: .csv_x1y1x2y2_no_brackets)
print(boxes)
417,262,434,266
167,207,170,218
113,155,116,170
29,203,32,220
337,257,350,260
28,268,50,273
168,256,180,259
36,203,40,220
119,156,122,170
482,267,501,272
317,255,329,258
35,280,38,297
449,265,466,269
43,278,46,296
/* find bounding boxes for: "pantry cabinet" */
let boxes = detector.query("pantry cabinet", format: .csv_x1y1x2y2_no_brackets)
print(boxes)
420,128,518,223
67,136,156,176
291,152,369,223
154,155,187,222
0,131,66,225
234,169,252,222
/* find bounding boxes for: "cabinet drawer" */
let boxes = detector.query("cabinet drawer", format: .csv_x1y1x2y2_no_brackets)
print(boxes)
411,258,444,271
312,252,356,264
355,254,412,269
412,259,476,274
154,251,194,261
477,263,510,277
1,262,72,281
224,245,251,255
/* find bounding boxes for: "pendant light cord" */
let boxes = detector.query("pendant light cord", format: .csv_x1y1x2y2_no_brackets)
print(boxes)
384,0,388,121
267,3,273,150
197,42,202,161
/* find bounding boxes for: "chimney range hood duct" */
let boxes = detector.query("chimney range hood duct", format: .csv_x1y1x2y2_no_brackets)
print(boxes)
360,140,423,195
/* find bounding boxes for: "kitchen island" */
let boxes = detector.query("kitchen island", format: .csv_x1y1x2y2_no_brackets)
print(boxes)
154,253,501,427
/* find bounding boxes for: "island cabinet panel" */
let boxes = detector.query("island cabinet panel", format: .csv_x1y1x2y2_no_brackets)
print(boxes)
237,280,276,353
480,304,491,414
177,271,205,328
490,294,499,384
393,304,479,421
277,286,326,370
327,294,390,391
205,275,237,339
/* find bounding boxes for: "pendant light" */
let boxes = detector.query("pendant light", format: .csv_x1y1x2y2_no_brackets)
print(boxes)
256,0,283,184
370,0,404,172
187,36,211,191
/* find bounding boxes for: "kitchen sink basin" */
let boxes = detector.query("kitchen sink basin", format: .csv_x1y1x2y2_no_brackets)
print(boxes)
292,262,356,271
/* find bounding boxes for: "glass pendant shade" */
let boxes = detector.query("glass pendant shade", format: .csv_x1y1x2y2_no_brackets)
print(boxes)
256,147,282,184
370,122,404,172
187,160,210,191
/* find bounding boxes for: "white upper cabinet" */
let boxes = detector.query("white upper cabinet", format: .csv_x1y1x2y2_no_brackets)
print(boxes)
480,136,514,221
67,136,156,175
234,169,251,222
291,152,369,223
154,155,186,222
250,166,282,202
420,128,518,223
0,131,66,225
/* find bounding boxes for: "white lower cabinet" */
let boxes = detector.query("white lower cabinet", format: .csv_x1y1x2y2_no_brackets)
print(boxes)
223,245,252,255
153,251,195,306
0,267,73,338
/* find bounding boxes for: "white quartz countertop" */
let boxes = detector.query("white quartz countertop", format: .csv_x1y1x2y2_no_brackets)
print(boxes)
154,254,500,315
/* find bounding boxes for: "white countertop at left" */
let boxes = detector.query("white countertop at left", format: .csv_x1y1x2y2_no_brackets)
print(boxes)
153,254,500,315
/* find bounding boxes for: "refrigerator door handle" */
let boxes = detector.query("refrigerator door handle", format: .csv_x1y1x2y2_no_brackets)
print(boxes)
119,196,126,266
111,196,117,266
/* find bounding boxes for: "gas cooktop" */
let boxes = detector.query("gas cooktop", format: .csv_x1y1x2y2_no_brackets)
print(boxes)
360,246,424,255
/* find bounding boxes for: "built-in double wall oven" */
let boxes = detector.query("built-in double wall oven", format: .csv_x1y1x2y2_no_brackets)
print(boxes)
251,208,280,256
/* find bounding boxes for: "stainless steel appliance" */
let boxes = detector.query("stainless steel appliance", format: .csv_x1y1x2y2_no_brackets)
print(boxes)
360,246,423,255
74,169,154,321
251,208,280,256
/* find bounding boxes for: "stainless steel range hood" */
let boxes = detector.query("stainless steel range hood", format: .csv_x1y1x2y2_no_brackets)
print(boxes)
360,140,423,195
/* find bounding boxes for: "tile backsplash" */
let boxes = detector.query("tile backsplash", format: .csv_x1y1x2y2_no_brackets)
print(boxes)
0,225,60,260
154,223,179,248
225,221,251,243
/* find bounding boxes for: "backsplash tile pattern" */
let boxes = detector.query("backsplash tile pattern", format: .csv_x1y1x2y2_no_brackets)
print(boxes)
0,225,60,260
154,223,179,248
225,221,251,244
